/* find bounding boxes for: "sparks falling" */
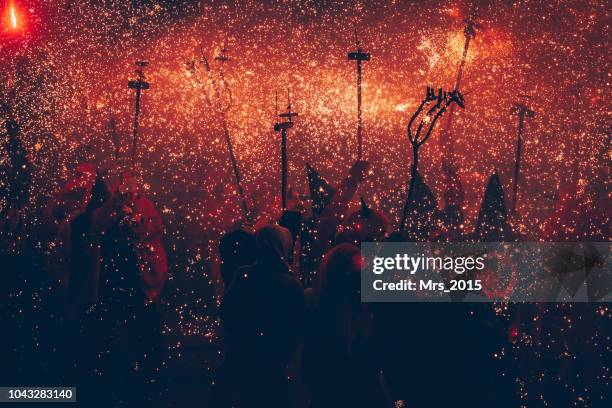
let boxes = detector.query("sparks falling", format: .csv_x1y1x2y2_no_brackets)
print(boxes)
0,1,609,405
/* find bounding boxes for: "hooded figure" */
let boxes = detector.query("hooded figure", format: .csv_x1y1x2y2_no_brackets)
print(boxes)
76,179,167,406
40,164,102,298
336,197,390,244
303,243,391,408
217,225,306,408
472,171,516,242
306,162,335,218
309,160,369,272
131,196,168,301
67,170,110,317
219,229,256,289
40,163,97,239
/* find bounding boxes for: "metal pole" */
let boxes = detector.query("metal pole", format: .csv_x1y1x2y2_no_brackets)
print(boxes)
357,59,363,160
440,20,474,161
220,111,251,222
131,87,141,169
128,61,149,171
510,98,534,215
281,128,287,209
208,48,251,223
348,37,370,161
511,112,525,214
274,90,297,211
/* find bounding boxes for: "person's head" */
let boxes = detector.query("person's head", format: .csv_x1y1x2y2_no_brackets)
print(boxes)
316,243,362,311
59,163,98,215
85,171,110,214
255,224,292,271
337,199,390,244
64,163,97,191
316,243,368,342
118,170,140,200
129,196,164,240
279,210,302,243
219,229,256,286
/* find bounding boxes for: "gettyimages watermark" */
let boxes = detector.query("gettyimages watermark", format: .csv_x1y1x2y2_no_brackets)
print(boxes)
361,242,611,302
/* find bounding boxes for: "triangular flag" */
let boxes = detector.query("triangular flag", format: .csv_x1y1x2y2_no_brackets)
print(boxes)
306,163,334,218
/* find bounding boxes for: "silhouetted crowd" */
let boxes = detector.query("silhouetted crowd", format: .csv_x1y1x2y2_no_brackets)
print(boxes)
1,118,609,407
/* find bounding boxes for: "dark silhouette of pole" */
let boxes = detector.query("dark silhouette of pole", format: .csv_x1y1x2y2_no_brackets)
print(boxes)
348,33,370,160
217,48,251,222
439,7,479,178
274,90,298,210
510,95,535,215
220,112,250,220
400,87,464,230
191,46,252,222
567,86,582,194
281,128,287,208
128,61,150,171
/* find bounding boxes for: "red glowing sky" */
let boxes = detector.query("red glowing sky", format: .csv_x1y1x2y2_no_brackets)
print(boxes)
0,0,609,233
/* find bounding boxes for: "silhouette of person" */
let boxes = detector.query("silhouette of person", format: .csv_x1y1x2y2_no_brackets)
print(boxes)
471,171,516,242
219,229,256,290
309,160,369,268
76,174,167,407
217,225,306,408
336,197,390,245
303,243,391,407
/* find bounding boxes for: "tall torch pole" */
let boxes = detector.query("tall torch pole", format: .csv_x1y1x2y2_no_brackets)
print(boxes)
190,45,253,223
274,90,298,210
128,61,150,171
439,7,479,177
510,95,535,215
348,32,370,160
207,46,252,223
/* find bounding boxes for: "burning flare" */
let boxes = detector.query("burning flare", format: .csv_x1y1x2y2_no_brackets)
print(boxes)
10,3,17,29
3,0,20,32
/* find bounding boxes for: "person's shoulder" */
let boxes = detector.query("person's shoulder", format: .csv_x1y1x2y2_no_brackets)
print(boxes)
220,264,254,316
278,273,306,303
225,264,254,293
279,272,303,289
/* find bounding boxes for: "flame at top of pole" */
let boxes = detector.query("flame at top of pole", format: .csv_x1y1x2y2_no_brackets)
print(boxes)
10,3,17,28
3,0,25,35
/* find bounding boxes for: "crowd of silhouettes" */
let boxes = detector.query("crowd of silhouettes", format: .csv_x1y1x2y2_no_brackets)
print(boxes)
1,115,610,407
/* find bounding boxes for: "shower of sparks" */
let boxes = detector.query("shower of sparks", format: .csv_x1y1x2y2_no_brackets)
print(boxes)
0,0,609,404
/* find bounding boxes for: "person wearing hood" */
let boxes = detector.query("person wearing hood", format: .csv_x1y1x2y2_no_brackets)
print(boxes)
309,160,369,270
219,229,256,290
216,225,307,408
470,171,517,242
336,197,390,245
39,163,100,301
303,243,392,408
75,172,167,407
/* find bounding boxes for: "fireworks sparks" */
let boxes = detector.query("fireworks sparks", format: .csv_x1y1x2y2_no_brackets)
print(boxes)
2,1,605,233
0,0,609,404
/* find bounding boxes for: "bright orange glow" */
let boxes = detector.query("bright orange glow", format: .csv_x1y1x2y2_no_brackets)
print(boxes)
445,7,461,20
3,0,23,33
10,4,17,29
